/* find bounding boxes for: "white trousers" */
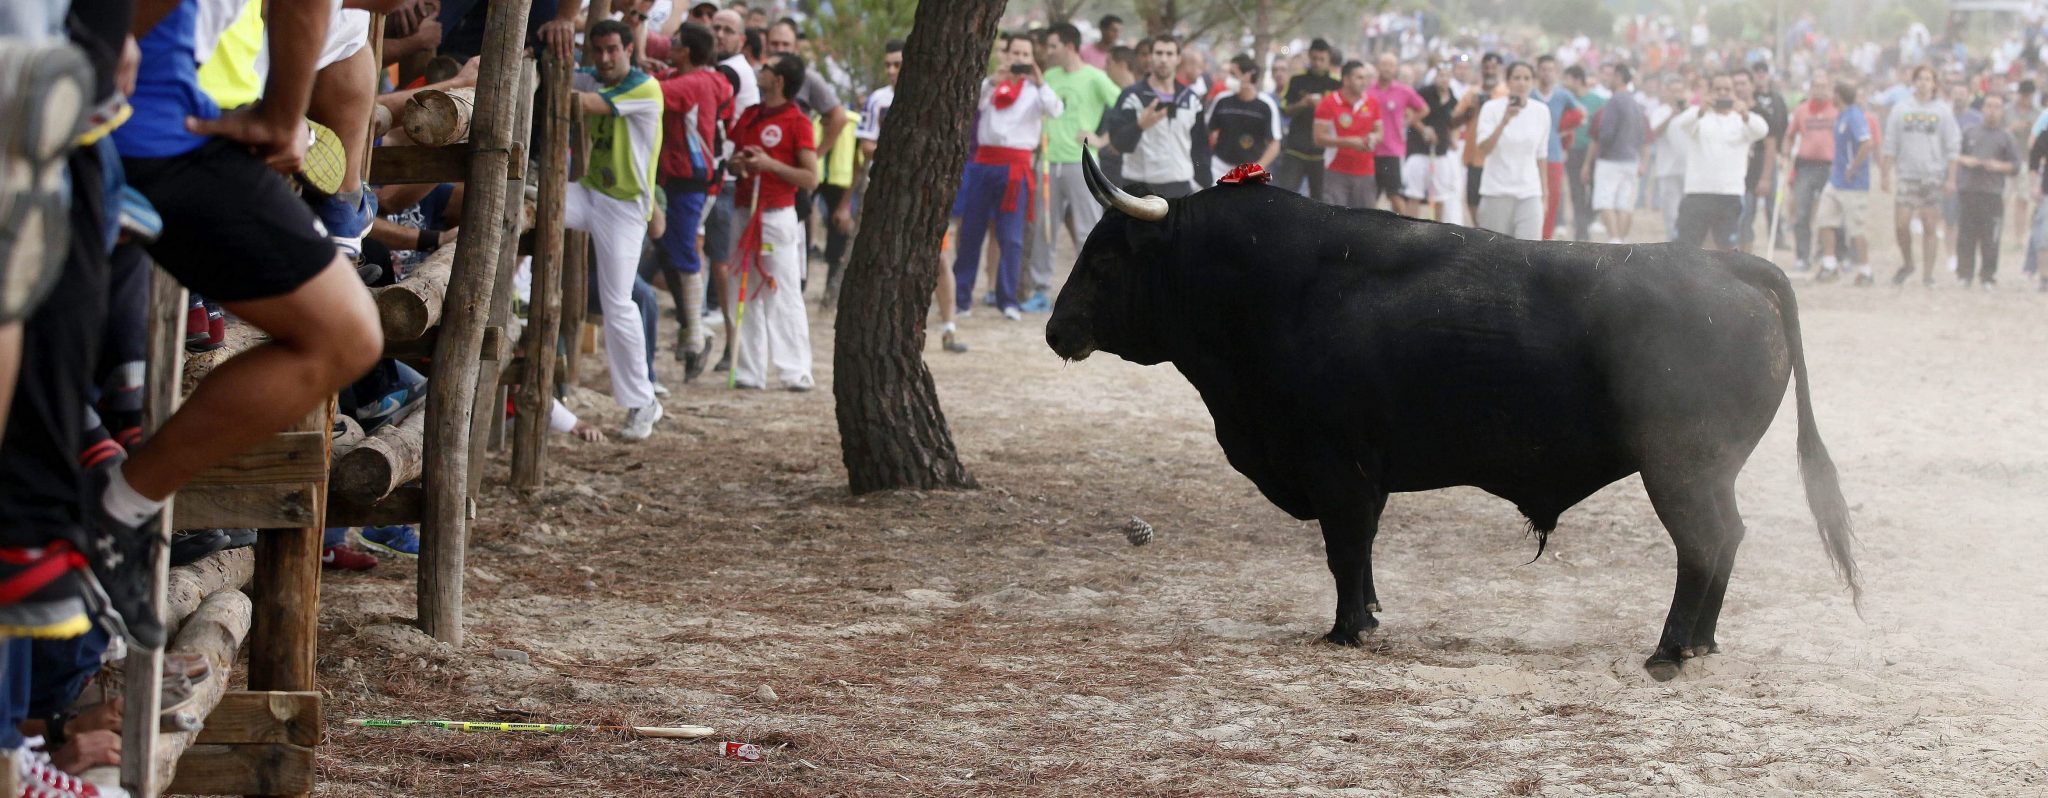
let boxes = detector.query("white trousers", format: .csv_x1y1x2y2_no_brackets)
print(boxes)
727,206,813,389
564,183,655,410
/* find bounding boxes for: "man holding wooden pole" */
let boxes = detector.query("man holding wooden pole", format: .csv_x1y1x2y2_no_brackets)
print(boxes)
562,18,665,440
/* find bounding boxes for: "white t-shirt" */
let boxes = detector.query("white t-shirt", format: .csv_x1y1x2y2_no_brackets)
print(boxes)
1646,100,1688,178
1476,96,1552,199
721,53,759,116
1676,106,1768,196
855,85,893,142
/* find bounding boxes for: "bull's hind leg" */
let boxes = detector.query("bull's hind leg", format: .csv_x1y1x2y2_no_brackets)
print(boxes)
1318,490,1388,647
1683,486,1746,658
1639,471,1742,681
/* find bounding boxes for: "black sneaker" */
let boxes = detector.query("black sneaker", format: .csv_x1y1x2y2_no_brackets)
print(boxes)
712,348,731,373
683,335,713,383
1891,266,1913,286
169,529,232,568
79,466,167,650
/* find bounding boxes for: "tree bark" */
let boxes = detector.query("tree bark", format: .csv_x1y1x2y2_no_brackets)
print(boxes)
831,0,1000,494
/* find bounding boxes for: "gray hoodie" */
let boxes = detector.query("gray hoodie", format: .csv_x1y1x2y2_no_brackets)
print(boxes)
1883,95,1960,183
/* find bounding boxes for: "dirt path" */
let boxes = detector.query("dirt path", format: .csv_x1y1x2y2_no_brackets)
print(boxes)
311,231,2048,796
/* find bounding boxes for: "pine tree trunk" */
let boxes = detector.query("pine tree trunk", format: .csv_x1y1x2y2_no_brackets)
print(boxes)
831,0,1002,494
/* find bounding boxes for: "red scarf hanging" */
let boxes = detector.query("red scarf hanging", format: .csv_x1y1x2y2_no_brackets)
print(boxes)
990,78,1027,110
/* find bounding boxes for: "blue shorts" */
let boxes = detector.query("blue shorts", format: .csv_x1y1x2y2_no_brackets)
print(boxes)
658,185,707,274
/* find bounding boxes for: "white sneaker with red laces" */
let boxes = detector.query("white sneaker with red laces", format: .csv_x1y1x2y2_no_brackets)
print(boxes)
14,737,129,797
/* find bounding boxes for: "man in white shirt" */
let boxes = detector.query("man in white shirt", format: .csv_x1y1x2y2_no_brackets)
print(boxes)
1672,72,1767,250
1645,73,1689,240
949,34,1063,320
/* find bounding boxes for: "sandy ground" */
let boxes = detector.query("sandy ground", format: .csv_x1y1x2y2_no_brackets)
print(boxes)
306,207,2048,797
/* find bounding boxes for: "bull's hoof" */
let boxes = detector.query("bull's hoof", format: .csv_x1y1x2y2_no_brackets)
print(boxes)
1323,615,1378,647
1324,629,1364,647
1685,641,1720,658
1643,656,1682,682
1365,601,1382,613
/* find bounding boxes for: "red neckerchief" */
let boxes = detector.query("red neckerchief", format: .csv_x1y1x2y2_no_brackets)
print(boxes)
991,77,1027,110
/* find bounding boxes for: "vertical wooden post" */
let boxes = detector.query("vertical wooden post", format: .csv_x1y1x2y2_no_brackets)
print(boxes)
419,0,533,645
513,49,575,492
247,406,329,695
120,267,184,796
469,58,538,493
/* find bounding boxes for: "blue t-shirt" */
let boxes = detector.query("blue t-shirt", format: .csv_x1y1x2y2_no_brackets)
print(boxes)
1831,105,1872,190
1535,86,1581,163
111,0,218,160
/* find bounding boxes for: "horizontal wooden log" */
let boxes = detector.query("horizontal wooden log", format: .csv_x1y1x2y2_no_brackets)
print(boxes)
153,590,252,791
180,320,266,395
165,744,314,795
195,691,321,747
164,547,254,641
326,484,421,527
372,103,394,139
383,323,503,361
330,401,425,503
367,143,470,185
172,483,320,530
401,87,475,146
372,241,460,342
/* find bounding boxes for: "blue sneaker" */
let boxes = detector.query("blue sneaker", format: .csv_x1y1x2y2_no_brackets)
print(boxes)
359,525,419,559
313,189,378,260
1019,291,1052,313
352,362,428,428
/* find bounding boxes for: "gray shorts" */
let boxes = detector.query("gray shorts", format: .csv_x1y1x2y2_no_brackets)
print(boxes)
1321,170,1377,209
702,183,738,265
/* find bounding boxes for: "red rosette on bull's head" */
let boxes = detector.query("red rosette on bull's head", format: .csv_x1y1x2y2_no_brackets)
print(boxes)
1217,163,1272,186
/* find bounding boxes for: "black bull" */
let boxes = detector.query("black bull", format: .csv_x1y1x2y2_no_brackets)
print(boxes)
1045,154,1859,681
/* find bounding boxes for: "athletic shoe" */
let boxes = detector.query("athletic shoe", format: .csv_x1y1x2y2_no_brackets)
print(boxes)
183,302,216,353
359,525,419,559
683,335,713,382
651,381,670,397
78,437,124,471
786,381,814,393
295,119,348,197
955,308,972,318
942,331,968,353
353,363,428,428
713,349,731,373
1890,266,1913,286
1792,259,1810,272
203,304,224,349
1956,276,1973,288
169,530,231,568
1853,271,1875,287
79,465,166,650
1815,267,1839,283
982,291,998,307
620,400,663,441
1981,278,1997,291
1002,306,1022,321
0,42,90,325
16,737,128,797
316,189,378,262
0,541,94,640
321,545,378,571
116,185,162,245
1019,291,1052,313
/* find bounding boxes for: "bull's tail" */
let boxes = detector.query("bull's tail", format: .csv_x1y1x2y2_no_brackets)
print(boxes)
1736,258,1862,609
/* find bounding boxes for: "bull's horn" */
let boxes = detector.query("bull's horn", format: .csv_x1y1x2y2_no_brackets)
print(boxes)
1082,150,1168,222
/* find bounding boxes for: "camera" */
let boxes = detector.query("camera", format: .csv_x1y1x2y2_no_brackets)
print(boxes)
1713,97,1734,111
1010,63,1033,76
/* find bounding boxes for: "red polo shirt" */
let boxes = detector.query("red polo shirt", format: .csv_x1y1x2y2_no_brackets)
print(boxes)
729,100,814,210
1315,90,1381,176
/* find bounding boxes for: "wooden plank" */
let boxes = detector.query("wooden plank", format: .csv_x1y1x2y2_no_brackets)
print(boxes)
123,266,185,797
195,692,321,747
171,482,320,529
164,744,314,796
248,524,321,693
421,0,535,646
183,430,328,487
513,48,574,493
366,143,471,185
325,485,422,527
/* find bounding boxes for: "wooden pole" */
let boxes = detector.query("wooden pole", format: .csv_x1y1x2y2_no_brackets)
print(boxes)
512,49,575,492
419,0,534,645
247,403,328,691
120,266,185,796
470,58,539,493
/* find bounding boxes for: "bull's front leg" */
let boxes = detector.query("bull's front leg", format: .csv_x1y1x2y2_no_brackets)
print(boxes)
1318,491,1388,647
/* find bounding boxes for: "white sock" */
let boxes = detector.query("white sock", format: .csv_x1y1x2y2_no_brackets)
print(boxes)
102,465,164,527
1821,255,1839,272
942,321,956,334
1856,263,1873,276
